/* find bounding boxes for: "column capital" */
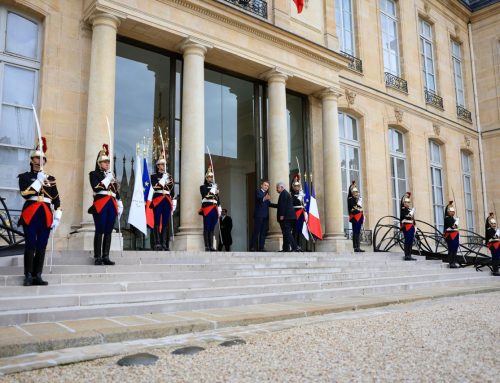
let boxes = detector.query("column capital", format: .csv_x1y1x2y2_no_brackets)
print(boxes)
177,37,213,57
260,67,293,83
88,12,121,30
315,86,343,100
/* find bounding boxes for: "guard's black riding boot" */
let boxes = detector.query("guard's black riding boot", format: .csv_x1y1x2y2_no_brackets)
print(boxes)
32,249,48,286
203,230,210,251
153,225,162,251
449,252,459,268
353,234,359,252
208,231,216,251
23,247,34,286
492,259,500,276
404,244,416,261
161,226,169,251
94,233,103,265
102,233,115,266
357,234,365,252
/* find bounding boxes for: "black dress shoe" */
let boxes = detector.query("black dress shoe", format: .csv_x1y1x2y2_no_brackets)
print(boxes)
102,257,115,266
404,256,417,261
94,257,103,266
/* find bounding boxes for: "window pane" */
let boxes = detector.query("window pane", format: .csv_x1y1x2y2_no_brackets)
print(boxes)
0,105,36,147
6,12,38,59
0,147,31,210
397,158,405,178
2,65,36,106
338,114,346,139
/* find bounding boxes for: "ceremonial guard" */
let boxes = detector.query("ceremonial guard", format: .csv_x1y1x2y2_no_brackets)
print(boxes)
88,144,123,265
291,175,305,250
150,153,176,250
18,138,62,286
485,213,500,276
400,192,417,261
443,201,460,268
199,166,220,251
348,181,365,252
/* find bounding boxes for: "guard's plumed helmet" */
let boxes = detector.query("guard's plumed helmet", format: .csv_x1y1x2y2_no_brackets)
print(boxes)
30,137,47,162
97,144,110,163
444,201,455,218
486,212,496,229
292,174,301,188
400,192,411,207
205,165,214,179
348,180,359,198
156,149,166,166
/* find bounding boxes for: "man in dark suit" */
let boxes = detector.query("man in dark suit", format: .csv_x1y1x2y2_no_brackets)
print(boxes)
218,208,233,251
250,180,271,251
271,181,299,252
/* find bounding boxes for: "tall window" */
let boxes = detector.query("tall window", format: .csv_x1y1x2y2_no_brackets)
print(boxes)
461,151,475,232
339,113,362,230
0,8,41,211
380,0,401,76
389,128,407,218
419,19,436,92
429,141,445,232
336,0,355,55
451,40,465,107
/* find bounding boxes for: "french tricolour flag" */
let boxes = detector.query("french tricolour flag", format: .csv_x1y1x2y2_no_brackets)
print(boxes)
308,183,323,240
142,158,154,230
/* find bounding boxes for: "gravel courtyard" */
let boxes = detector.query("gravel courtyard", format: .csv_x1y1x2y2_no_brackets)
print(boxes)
4,292,500,383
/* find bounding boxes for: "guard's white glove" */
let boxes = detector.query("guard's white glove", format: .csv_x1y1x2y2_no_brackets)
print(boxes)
303,211,309,222
51,209,62,230
218,206,222,216
117,200,124,217
159,173,168,187
210,184,218,194
37,171,48,183
297,194,304,202
409,208,416,217
454,217,460,228
172,199,177,212
496,229,500,238
101,171,113,188
358,197,363,207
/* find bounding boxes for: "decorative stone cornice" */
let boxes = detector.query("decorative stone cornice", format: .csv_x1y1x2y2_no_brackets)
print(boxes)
89,12,121,30
83,1,127,27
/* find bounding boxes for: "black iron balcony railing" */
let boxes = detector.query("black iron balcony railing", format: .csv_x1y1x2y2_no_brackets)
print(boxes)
340,51,363,73
457,105,472,122
384,72,408,93
424,89,444,109
221,0,268,18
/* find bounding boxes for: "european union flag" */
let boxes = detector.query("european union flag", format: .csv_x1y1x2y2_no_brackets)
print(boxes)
304,181,310,213
142,158,150,202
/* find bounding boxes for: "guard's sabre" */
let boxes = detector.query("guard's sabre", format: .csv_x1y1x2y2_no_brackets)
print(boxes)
206,145,222,247
32,105,44,172
49,230,55,273
158,127,174,241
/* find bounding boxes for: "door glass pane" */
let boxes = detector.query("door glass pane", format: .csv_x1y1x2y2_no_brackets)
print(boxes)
6,12,38,59
287,93,305,179
3,65,36,106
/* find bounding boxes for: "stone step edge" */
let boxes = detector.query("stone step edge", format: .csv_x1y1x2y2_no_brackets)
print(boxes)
0,271,483,302
0,284,498,369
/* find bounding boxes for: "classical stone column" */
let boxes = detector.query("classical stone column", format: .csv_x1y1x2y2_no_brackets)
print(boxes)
174,38,212,251
69,12,120,250
261,68,291,251
316,87,352,252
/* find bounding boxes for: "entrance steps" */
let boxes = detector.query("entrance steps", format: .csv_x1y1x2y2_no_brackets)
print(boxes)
0,251,496,327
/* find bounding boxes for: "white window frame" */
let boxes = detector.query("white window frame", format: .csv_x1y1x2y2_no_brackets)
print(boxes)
0,7,41,208
380,0,401,76
419,18,436,93
339,112,362,231
451,40,465,107
429,141,445,232
461,151,475,233
336,0,356,56
389,128,407,218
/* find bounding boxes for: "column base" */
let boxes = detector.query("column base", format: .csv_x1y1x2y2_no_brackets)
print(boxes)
263,234,283,252
66,222,123,251
172,229,204,251
315,234,353,253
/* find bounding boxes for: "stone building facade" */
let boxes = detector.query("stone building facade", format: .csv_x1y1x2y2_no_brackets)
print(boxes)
0,0,498,251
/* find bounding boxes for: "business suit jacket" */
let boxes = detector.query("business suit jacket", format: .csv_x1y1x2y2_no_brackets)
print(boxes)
274,189,296,222
254,189,271,218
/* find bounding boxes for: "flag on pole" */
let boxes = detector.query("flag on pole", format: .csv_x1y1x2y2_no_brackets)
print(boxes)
142,158,154,229
308,183,323,240
301,181,310,240
127,154,147,235
293,0,305,14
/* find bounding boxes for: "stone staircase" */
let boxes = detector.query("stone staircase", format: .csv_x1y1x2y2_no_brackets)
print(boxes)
0,251,496,326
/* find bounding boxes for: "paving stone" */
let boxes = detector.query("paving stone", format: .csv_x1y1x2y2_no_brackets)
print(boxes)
116,353,158,366
171,346,205,355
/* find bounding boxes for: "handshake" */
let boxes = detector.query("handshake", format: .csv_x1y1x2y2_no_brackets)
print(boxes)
263,193,271,201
